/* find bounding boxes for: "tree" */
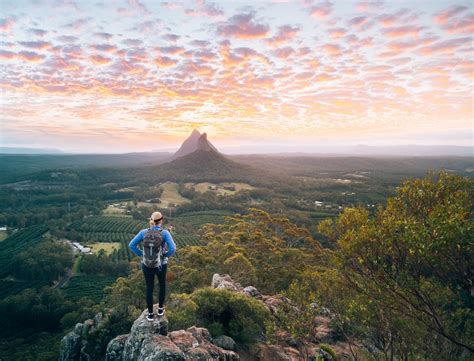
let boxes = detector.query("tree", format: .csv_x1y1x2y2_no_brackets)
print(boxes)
316,171,473,359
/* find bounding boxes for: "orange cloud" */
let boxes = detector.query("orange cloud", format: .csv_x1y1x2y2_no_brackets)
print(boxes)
18,51,45,62
323,43,342,57
0,50,16,60
328,27,347,39
91,54,112,64
155,56,178,67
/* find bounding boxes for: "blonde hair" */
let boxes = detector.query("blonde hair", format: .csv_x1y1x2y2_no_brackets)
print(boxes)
149,211,163,227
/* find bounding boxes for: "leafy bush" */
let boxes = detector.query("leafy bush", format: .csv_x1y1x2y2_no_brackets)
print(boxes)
191,287,271,343
167,293,198,331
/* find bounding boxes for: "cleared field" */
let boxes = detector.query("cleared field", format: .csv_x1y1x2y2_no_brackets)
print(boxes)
186,182,256,196
104,204,127,215
88,242,122,255
0,230,7,241
159,182,191,207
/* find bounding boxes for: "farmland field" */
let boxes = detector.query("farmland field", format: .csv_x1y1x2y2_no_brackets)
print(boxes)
0,225,49,278
62,275,117,302
0,279,51,299
0,230,7,241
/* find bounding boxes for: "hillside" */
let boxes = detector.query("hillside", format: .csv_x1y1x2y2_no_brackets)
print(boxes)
147,148,288,186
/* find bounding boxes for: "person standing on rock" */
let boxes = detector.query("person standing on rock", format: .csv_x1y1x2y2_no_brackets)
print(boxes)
129,211,176,321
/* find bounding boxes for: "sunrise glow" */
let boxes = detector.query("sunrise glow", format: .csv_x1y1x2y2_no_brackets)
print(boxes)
0,0,473,153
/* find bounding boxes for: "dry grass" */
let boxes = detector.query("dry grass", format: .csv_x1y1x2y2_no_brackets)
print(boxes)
88,242,122,255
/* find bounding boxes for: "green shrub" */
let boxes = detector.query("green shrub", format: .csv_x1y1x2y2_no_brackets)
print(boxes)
319,343,337,360
167,293,198,331
190,287,271,343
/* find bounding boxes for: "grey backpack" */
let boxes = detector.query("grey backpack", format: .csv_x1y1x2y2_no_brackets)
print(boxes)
142,228,165,268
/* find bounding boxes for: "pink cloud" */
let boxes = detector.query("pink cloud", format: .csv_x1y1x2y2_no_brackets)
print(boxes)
57,35,79,43
29,28,48,37
94,32,113,40
18,51,45,62
418,37,471,55
155,56,178,67
274,46,295,59
123,39,143,47
185,1,224,17
157,46,185,55
310,1,333,19
382,25,422,38
18,40,52,50
328,27,346,39
217,13,269,39
91,54,112,64
0,18,14,32
434,5,468,24
265,25,299,47
356,1,383,12
444,14,474,34
348,15,369,28
126,0,149,14
0,49,16,60
91,44,118,53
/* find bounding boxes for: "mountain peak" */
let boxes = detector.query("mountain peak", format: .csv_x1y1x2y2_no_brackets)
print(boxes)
173,130,218,159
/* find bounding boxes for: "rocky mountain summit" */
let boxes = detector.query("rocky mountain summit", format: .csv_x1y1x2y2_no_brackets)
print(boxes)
59,274,353,360
172,129,219,159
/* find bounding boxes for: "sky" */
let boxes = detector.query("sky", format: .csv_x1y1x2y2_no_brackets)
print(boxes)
0,0,473,153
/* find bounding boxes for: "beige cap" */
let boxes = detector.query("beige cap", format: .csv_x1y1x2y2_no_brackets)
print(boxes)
150,211,163,221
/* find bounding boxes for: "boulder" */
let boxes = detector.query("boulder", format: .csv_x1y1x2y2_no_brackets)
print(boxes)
211,273,242,291
58,331,82,361
105,305,240,361
105,334,128,361
243,286,261,298
212,335,236,350
256,344,291,361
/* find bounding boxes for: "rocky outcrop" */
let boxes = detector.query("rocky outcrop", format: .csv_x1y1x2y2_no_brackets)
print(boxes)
105,304,239,361
58,310,111,361
210,273,355,361
61,274,354,361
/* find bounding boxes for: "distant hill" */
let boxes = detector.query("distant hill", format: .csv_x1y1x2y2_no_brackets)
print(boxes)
0,147,63,154
172,129,218,159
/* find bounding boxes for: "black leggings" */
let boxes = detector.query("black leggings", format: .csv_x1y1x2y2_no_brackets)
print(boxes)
142,263,167,313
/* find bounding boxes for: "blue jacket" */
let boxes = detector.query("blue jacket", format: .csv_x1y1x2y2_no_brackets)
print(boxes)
128,225,176,263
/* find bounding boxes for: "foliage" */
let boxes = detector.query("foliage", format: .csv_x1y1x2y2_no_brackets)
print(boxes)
12,239,72,281
0,286,75,335
316,171,474,359
175,208,323,294
191,287,271,343
167,293,198,331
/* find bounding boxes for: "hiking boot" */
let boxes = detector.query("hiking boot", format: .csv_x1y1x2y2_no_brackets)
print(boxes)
146,312,154,321
157,307,165,317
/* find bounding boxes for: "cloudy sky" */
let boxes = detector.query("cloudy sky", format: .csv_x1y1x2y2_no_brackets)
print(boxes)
0,0,473,153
